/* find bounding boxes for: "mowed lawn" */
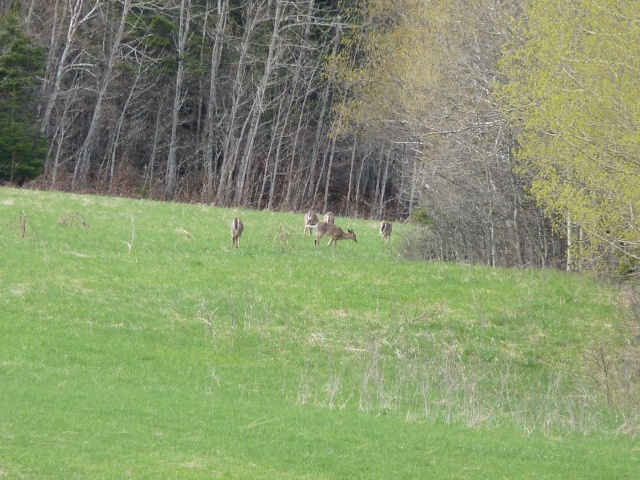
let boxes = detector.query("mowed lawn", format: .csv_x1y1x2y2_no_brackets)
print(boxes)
1,187,638,479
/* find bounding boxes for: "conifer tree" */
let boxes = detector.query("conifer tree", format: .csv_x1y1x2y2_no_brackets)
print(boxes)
0,13,46,184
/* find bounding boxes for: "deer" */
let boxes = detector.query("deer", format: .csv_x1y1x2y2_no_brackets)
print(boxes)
304,210,319,235
380,221,392,241
314,221,357,249
230,218,244,248
323,211,335,224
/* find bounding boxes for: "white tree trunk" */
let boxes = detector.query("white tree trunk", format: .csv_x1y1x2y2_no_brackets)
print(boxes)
72,0,131,189
233,0,283,205
165,0,192,199
216,1,263,205
40,0,100,136
202,0,228,203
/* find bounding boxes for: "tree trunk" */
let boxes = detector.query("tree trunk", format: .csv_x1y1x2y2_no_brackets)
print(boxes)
202,0,228,204
165,0,192,200
484,160,496,268
234,0,283,205
284,88,313,210
378,148,391,218
144,93,167,196
264,91,290,210
321,134,337,213
346,136,357,214
105,64,141,192
305,21,340,201
40,0,100,138
73,0,131,189
216,1,263,205
567,212,573,272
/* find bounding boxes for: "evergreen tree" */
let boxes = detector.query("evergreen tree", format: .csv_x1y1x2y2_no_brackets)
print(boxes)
0,13,46,184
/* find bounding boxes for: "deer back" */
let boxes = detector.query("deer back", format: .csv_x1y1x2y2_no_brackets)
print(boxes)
314,221,333,246
315,221,332,237
323,212,335,224
380,221,392,240
231,218,244,247
231,218,244,236
315,222,357,247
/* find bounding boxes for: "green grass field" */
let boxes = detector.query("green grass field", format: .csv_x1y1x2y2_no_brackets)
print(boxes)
1,187,638,478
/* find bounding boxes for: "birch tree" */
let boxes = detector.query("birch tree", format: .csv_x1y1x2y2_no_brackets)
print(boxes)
164,0,192,199
233,0,283,205
38,0,99,149
72,0,132,189
216,0,266,205
202,0,228,203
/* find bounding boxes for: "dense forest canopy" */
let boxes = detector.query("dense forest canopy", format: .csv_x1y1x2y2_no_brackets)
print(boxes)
0,0,637,273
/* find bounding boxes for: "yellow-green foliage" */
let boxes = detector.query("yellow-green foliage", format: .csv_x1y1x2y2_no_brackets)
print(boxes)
497,0,640,270
330,0,490,135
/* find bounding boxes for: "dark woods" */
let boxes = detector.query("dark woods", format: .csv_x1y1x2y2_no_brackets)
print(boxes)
0,0,565,268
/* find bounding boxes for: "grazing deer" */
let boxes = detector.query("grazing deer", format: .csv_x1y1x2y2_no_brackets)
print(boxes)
304,210,319,235
323,211,335,224
380,221,392,241
314,221,357,248
230,218,244,248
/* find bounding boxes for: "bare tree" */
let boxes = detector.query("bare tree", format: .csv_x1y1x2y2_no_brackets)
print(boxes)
72,0,133,189
202,0,228,203
233,0,284,205
165,0,192,199
216,0,266,205
39,0,100,138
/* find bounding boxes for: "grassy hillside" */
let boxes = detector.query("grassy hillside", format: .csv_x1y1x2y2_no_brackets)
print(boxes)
1,187,638,478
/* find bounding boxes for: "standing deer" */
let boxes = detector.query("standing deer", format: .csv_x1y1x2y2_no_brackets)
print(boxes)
230,218,244,248
314,221,357,248
323,211,335,224
380,221,392,241
304,211,319,235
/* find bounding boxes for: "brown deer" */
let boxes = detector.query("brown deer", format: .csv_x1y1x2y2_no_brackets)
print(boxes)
230,218,244,248
323,211,335,224
314,222,357,248
380,221,392,241
304,211,319,235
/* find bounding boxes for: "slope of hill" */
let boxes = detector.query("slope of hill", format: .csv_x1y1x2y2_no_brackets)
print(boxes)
1,187,638,478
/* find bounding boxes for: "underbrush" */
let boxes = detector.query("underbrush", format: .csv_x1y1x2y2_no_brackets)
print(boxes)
199,288,640,438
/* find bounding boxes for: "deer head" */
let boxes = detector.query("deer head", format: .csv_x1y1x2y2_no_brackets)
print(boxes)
304,211,319,235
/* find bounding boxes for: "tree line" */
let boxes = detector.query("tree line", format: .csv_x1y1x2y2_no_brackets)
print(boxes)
1,0,637,273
